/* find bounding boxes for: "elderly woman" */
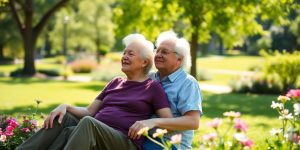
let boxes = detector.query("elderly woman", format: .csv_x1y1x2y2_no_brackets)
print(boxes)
17,34,172,150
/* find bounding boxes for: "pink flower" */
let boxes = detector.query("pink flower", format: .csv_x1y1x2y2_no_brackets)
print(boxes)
170,134,182,144
23,119,30,123
0,135,7,142
5,125,14,136
21,128,30,133
286,89,300,99
292,133,300,144
206,118,222,129
0,128,2,134
30,120,38,129
203,133,217,141
6,118,19,128
242,139,253,149
234,119,248,132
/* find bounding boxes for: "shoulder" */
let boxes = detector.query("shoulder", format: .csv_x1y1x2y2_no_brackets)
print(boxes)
178,71,198,85
145,78,164,91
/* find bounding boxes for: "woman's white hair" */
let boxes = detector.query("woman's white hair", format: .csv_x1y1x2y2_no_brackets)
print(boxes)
122,34,154,74
156,30,191,69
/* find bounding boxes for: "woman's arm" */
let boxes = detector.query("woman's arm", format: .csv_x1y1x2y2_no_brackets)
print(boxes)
43,99,102,129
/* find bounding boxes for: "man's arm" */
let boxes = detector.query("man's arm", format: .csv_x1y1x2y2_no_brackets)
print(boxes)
128,110,200,140
128,107,173,139
43,99,102,129
152,110,200,130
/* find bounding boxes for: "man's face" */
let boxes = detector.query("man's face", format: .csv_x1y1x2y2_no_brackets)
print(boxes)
154,40,181,73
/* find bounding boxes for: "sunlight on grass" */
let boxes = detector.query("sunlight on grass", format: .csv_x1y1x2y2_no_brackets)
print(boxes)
0,78,106,116
197,55,265,71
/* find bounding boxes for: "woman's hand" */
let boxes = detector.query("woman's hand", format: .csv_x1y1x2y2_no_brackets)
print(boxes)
43,104,68,129
128,119,156,140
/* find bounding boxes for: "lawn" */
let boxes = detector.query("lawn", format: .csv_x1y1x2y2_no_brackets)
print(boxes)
0,77,280,149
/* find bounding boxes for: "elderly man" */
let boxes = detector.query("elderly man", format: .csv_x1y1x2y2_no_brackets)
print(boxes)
128,31,203,149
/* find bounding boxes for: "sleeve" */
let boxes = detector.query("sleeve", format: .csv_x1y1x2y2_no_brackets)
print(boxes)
95,77,119,101
177,78,203,116
151,82,170,111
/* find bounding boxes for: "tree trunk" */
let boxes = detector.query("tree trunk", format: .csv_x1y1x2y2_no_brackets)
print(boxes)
0,43,4,60
219,36,224,55
190,30,199,78
22,31,37,76
9,0,69,76
95,38,101,63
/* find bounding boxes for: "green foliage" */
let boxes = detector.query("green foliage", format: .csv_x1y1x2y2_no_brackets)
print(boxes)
49,0,114,55
229,75,283,94
260,50,300,91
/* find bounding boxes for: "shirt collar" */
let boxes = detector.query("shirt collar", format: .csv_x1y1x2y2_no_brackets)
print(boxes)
156,68,184,83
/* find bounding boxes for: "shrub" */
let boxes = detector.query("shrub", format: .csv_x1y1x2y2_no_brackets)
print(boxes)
197,69,212,81
70,59,98,73
0,100,42,150
260,50,300,92
266,89,300,149
229,75,283,94
91,62,124,82
10,68,67,77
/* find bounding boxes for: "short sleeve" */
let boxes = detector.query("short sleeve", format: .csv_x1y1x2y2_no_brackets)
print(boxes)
151,82,170,111
95,77,119,101
177,78,203,116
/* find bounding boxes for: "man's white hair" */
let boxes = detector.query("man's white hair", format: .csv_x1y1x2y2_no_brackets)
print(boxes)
156,31,191,69
122,34,154,74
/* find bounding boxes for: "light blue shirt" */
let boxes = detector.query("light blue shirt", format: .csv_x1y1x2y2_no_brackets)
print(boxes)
150,68,203,149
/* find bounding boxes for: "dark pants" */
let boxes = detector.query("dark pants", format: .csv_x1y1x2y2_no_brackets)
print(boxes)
17,113,136,150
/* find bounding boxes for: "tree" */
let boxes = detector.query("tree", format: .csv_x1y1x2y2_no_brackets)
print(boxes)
76,0,115,61
7,0,69,76
0,6,20,61
48,0,115,62
113,0,296,78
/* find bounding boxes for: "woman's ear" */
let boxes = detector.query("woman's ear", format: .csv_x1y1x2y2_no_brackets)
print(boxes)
142,59,149,67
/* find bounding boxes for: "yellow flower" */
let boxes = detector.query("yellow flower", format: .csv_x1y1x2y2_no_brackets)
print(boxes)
277,95,290,103
153,129,168,138
137,127,149,136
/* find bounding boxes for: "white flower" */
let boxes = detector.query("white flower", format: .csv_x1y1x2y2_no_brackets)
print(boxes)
271,101,283,109
294,103,300,115
279,113,293,120
277,95,291,103
233,133,248,142
270,128,282,136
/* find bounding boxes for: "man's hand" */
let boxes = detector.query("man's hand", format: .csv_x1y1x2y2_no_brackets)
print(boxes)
128,119,156,140
43,104,67,129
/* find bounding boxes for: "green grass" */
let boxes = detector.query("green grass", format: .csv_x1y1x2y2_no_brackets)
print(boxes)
0,77,106,115
196,55,265,86
0,77,281,149
197,55,265,71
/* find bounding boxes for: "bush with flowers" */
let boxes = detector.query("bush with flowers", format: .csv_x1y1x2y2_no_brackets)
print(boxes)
200,111,253,150
138,127,182,150
266,89,300,149
0,100,42,150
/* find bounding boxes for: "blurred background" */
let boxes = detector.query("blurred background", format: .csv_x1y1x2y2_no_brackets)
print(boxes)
0,0,300,149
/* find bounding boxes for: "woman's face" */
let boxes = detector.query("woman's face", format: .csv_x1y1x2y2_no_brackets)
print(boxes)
121,42,147,75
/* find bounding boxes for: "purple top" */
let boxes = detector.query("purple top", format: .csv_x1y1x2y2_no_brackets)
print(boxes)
94,77,170,150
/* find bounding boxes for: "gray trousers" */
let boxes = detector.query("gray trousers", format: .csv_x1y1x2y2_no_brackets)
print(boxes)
16,113,137,150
